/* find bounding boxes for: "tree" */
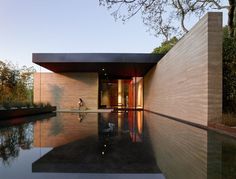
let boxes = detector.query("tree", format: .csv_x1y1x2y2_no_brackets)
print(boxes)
152,36,178,54
223,26,236,112
99,0,236,39
0,60,35,105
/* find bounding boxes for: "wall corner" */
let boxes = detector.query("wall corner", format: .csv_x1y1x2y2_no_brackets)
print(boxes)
207,12,223,124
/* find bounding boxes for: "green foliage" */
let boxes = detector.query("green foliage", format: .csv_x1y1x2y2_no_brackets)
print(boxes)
0,60,35,107
2,101,12,110
32,102,52,108
223,26,236,113
1,101,52,110
152,37,178,54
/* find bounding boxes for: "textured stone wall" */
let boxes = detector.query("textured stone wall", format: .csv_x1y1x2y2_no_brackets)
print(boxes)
144,12,222,126
34,72,98,110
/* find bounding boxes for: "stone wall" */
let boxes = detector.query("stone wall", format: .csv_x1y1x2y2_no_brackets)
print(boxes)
34,72,98,110
144,12,222,126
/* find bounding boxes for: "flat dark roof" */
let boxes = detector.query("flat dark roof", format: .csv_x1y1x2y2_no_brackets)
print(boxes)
33,53,164,77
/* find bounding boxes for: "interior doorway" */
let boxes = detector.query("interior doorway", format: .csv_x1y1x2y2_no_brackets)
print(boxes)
98,77,143,109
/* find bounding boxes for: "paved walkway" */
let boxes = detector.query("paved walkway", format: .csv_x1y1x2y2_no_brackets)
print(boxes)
57,109,113,113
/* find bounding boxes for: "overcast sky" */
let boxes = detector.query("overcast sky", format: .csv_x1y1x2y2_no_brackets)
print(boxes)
0,0,227,72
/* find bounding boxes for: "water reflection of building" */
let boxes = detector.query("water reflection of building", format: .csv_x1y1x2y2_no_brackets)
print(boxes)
145,111,236,179
128,111,144,142
145,111,208,179
33,113,98,148
34,111,144,149
98,111,144,145
33,111,160,174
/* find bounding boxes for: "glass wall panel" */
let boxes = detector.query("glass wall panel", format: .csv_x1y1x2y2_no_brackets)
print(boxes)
99,77,143,109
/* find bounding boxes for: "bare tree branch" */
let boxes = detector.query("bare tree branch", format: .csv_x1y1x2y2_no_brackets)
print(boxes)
99,0,236,38
208,0,229,9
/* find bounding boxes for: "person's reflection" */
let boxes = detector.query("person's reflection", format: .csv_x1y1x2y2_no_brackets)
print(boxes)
77,112,87,122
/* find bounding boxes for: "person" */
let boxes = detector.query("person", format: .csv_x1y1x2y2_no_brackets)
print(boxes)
78,98,83,110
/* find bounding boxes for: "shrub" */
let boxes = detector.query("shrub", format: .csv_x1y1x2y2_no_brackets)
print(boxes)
14,102,23,109
45,102,52,107
152,37,178,54
2,101,12,110
32,102,52,108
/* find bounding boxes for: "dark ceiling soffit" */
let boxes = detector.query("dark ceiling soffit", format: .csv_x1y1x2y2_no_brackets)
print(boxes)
33,53,164,63
32,53,164,77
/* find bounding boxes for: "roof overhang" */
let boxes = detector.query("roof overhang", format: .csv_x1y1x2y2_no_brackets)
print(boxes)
33,53,164,77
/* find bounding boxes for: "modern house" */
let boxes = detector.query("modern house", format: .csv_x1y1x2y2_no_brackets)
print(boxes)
33,12,222,127
33,53,163,110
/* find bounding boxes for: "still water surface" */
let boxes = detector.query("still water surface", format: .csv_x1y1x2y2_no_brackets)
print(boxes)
0,111,236,179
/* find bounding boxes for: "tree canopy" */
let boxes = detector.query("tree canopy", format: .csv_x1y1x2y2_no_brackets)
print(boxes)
0,60,35,106
223,26,236,112
99,0,235,39
152,36,178,54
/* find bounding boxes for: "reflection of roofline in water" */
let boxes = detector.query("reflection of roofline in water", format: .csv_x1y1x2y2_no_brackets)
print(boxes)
32,135,161,173
32,111,161,174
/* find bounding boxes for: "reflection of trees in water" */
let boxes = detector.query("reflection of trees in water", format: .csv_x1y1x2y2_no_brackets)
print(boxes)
0,123,33,166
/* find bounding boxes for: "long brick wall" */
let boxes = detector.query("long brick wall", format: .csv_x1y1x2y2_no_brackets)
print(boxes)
34,72,98,110
144,12,222,126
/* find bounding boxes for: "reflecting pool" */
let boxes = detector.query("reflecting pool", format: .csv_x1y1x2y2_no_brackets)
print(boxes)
0,111,236,179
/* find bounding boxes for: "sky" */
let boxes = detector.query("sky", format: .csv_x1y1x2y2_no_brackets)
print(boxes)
0,0,228,72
